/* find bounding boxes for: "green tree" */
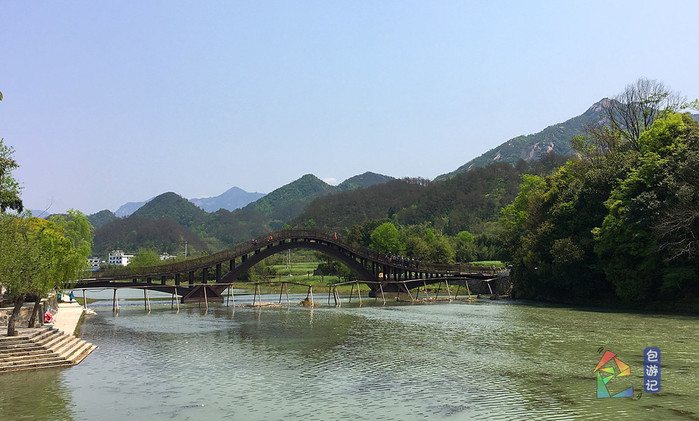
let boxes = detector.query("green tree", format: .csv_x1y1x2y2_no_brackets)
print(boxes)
370,222,403,255
594,113,699,301
604,78,686,151
128,249,162,268
454,230,475,262
0,211,92,335
0,138,23,213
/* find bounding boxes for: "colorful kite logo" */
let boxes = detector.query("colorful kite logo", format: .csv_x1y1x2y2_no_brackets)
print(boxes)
594,350,634,398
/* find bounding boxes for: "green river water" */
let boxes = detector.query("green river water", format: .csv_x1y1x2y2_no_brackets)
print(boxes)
1,290,697,420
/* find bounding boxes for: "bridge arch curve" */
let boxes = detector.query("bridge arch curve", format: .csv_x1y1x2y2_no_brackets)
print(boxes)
221,236,377,282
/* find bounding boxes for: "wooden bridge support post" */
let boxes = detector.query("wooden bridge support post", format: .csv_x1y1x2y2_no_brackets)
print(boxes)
113,288,119,313
253,284,260,306
435,282,441,300
305,286,314,307
279,282,285,304
175,287,180,311
144,289,151,313
423,281,431,300
284,282,290,306
356,281,362,306
379,283,386,305
349,283,355,303
333,286,340,307
403,283,414,302
203,286,208,311
445,280,452,301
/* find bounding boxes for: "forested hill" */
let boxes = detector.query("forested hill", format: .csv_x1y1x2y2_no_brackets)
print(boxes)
90,172,395,256
295,153,568,236
337,172,394,191
436,99,608,180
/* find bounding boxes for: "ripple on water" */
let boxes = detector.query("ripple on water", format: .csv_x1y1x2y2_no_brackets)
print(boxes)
4,299,696,420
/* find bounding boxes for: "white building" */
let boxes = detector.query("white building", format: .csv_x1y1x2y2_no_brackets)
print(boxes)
160,253,177,261
87,257,102,271
109,250,135,266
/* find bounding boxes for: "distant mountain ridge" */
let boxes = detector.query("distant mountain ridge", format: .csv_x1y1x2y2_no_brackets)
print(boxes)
436,99,609,181
115,199,153,217
90,171,394,255
190,187,265,213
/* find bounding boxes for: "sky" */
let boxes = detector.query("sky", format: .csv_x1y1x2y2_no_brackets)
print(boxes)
2,1,698,215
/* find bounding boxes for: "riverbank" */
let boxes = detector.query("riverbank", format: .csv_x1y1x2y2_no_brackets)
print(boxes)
52,301,86,336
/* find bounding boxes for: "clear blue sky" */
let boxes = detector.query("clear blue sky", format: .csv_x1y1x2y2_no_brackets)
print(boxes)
2,1,698,215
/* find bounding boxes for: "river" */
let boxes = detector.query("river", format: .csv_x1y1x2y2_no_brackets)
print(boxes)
1,289,697,420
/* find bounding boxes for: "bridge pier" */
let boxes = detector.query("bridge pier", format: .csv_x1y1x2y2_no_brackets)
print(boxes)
180,285,224,304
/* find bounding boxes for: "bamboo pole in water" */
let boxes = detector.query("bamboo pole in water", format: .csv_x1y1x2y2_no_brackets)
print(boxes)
404,283,414,302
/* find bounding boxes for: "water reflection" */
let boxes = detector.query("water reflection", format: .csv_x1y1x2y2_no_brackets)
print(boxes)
2,292,698,420
0,367,74,420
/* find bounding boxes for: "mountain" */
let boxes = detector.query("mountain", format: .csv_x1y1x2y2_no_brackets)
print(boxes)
92,215,208,257
189,187,265,212
131,192,208,228
92,172,396,255
87,209,117,228
337,172,394,191
249,174,336,229
115,198,153,217
436,99,608,181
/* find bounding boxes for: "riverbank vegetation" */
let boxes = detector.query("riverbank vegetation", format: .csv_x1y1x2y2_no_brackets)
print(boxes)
499,80,698,311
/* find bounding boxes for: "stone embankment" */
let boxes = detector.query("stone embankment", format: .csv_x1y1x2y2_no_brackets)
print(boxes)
0,301,96,373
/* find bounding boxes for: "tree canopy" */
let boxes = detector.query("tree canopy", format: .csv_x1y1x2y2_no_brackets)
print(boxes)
500,111,699,307
0,138,23,213
0,210,92,335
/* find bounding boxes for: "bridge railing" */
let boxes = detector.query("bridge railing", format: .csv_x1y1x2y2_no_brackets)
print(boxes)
84,228,491,281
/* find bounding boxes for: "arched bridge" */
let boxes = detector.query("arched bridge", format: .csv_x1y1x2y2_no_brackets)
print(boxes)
76,229,496,303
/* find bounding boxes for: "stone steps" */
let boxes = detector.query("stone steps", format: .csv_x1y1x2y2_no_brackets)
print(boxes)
0,327,96,373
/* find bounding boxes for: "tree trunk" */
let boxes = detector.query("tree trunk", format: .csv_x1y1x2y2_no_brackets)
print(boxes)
7,294,25,336
28,297,42,328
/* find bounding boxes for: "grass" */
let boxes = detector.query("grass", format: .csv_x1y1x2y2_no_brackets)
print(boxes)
469,260,504,267
228,281,372,295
